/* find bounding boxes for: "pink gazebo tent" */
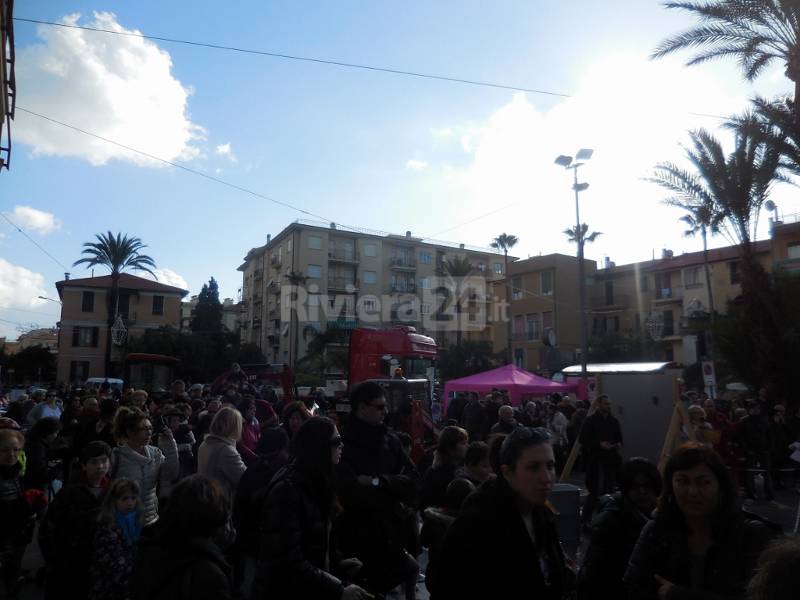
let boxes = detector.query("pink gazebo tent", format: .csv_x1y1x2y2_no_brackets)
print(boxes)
443,364,577,408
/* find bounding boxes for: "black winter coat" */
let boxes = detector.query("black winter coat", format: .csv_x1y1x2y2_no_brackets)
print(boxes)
255,464,343,600
624,511,776,600
335,416,419,592
39,479,107,599
433,477,570,600
419,461,458,510
577,493,650,600
131,536,232,600
580,412,623,465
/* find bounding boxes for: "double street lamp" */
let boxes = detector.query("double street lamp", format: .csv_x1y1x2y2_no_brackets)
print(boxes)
555,149,593,386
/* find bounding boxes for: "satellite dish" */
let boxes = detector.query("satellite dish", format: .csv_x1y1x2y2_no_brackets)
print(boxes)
765,200,776,212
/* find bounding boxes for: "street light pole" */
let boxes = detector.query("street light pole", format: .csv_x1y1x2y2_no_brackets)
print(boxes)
556,149,593,388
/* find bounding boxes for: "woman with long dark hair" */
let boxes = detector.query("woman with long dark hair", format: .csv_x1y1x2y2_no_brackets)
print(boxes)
625,443,778,600
256,417,369,600
419,426,468,510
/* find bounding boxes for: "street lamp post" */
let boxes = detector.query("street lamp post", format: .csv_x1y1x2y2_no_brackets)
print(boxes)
38,295,62,305
555,149,593,388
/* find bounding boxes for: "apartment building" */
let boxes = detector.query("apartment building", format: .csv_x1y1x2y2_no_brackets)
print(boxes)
237,220,508,366
0,0,15,171
55,273,187,382
590,216,800,365
492,253,597,373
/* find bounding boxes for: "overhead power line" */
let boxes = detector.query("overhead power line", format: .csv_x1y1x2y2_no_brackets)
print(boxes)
16,106,334,223
0,211,70,270
13,17,571,98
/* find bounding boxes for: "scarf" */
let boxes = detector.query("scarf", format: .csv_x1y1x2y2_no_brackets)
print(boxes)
114,509,142,546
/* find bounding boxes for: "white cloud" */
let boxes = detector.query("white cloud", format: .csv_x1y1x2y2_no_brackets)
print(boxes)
423,54,799,266
406,159,429,171
15,12,205,167
0,259,50,339
3,205,61,234
142,268,189,291
215,142,237,163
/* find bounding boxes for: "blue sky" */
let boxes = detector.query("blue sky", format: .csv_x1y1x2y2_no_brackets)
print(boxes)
2,1,799,340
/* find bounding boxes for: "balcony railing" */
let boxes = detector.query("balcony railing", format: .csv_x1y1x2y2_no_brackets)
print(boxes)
389,283,416,294
512,332,540,342
270,255,282,267
252,318,262,328
390,257,417,270
328,277,359,291
328,249,359,263
654,287,684,301
589,293,631,309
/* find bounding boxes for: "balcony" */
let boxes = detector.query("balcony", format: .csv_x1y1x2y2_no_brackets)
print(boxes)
328,249,359,264
589,293,631,311
252,318,262,328
270,255,282,268
390,310,419,323
328,277,359,292
388,283,416,294
390,257,417,271
653,287,683,304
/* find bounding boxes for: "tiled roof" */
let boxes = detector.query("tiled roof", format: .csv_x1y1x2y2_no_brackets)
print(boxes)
56,272,188,295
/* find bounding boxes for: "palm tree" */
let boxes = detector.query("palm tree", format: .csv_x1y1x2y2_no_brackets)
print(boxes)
563,223,602,245
437,256,475,348
491,233,518,363
73,232,157,376
648,165,722,323
652,1,800,121
285,270,308,370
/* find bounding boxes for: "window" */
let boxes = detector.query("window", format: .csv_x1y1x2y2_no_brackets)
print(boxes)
542,311,553,329
287,238,293,253
152,295,164,316
494,263,503,275
605,281,614,305
663,310,674,336
729,262,741,285
513,315,524,336
606,316,620,333
789,243,800,259
685,267,702,287
307,294,320,306
308,236,322,250
525,313,540,340
639,275,649,292
81,291,94,312
363,271,377,284
419,252,432,264
69,361,90,382
363,299,377,311
477,262,485,272
421,303,431,315
514,348,524,368
307,265,322,279
72,326,99,348
540,271,553,295
512,277,523,300
419,277,430,290
363,244,377,258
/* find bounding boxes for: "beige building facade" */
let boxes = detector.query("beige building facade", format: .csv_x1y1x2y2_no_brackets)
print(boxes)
238,220,508,366
55,273,187,383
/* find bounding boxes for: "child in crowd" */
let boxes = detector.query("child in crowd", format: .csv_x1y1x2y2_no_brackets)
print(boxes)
90,478,143,600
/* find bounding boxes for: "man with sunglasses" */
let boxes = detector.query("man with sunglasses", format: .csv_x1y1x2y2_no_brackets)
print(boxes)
337,382,420,599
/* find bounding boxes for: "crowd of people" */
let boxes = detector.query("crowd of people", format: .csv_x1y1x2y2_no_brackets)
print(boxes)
1,375,799,599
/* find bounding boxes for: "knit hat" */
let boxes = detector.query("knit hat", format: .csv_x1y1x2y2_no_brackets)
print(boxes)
256,426,289,455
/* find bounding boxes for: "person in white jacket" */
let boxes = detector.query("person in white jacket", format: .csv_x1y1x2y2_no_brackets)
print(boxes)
111,407,179,527
198,406,247,498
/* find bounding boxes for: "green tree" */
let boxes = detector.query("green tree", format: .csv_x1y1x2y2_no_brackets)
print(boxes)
437,256,475,349
653,1,800,121
191,277,223,334
438,340,498,380
7,346,56,383
73,232,157,376
490,233,519,364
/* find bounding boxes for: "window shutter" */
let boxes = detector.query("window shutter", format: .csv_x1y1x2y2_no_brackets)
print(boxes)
72,327,79,347
91,327,99,347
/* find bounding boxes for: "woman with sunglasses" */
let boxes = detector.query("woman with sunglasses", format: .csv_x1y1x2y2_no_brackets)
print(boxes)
433,426,570,600
255,417,369,600
625,443,778,600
